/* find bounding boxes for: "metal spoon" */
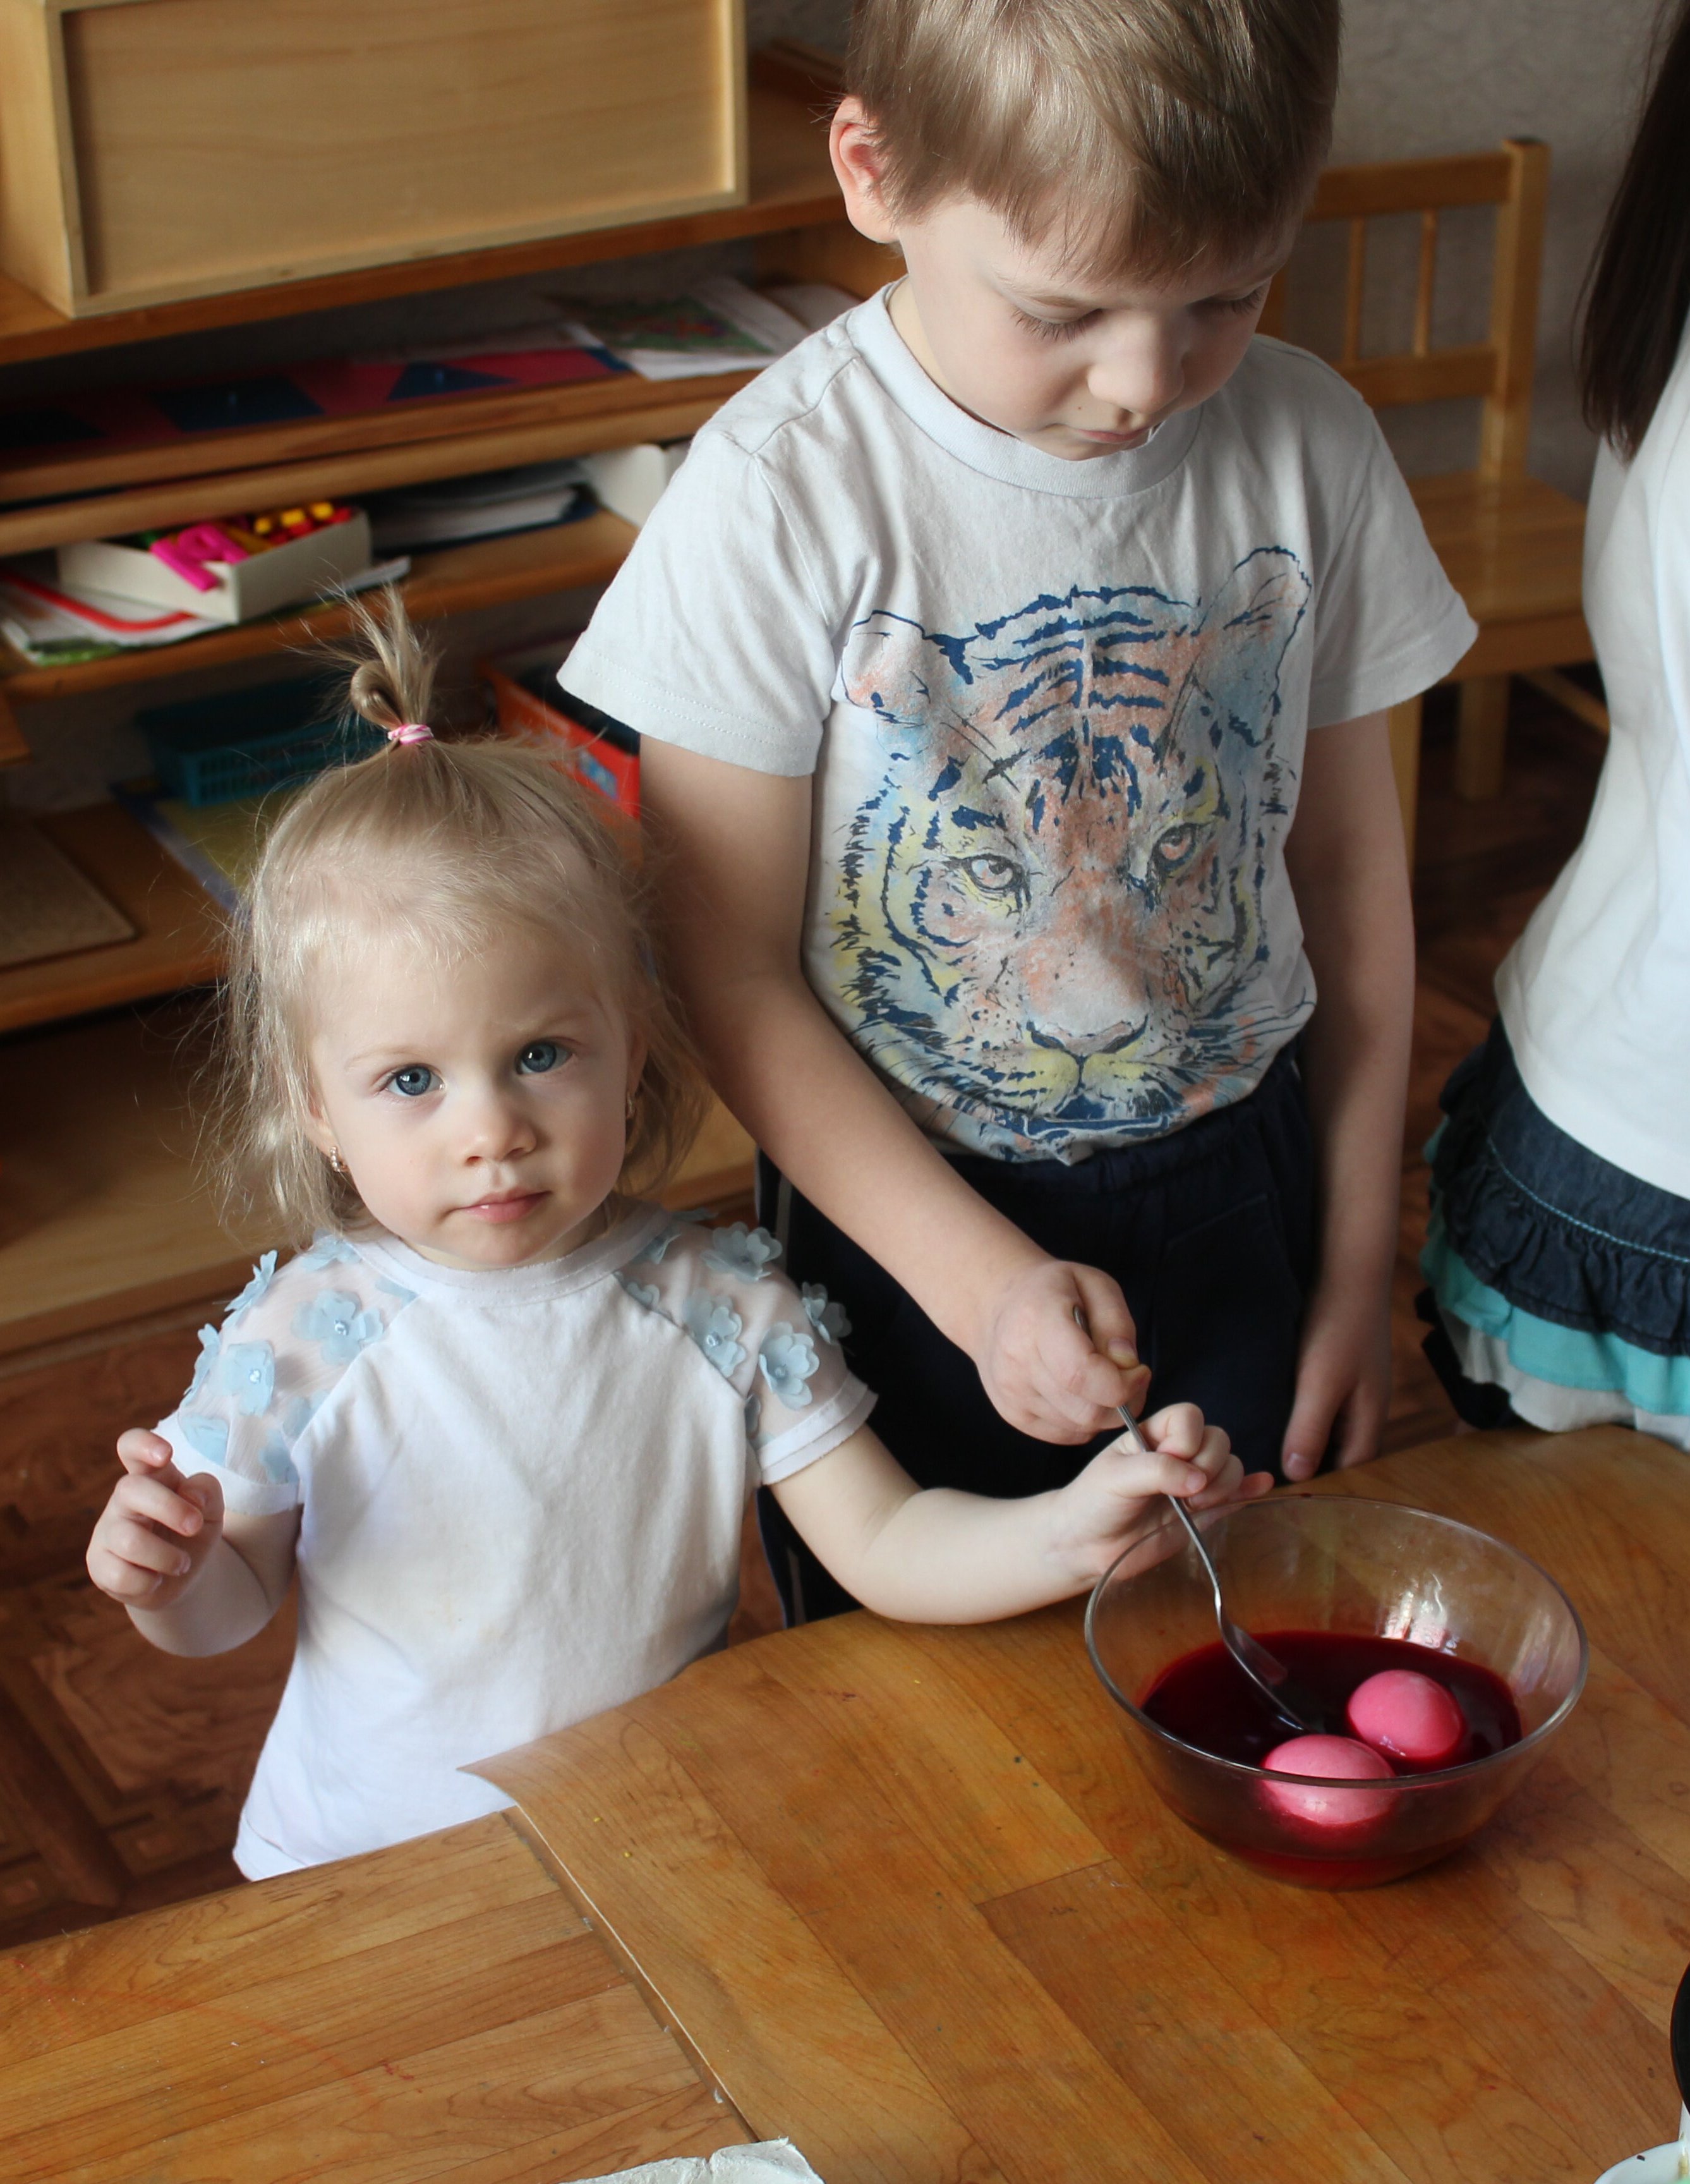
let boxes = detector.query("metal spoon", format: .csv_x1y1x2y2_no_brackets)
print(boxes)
1072,1304,1330,1733
1108,1396,1331,1735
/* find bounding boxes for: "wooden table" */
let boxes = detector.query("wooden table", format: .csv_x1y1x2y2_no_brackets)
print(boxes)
0,1811,752,2183
5,1426,1686,2182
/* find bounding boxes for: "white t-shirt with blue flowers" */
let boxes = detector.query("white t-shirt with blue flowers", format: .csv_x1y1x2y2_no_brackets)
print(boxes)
157,1203,872,1878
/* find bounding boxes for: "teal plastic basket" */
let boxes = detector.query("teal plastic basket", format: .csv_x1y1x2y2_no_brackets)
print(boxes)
137,678,385,807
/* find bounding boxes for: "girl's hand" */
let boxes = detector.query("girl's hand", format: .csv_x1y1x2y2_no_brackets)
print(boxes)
87,1429,225,1611
975,1259,1152,1442
1049,1403,1274,1587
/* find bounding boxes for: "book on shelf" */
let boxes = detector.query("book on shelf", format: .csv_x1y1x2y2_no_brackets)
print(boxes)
558,276,855,381
365,461,592,553
111,778,298,913
0,334,624,470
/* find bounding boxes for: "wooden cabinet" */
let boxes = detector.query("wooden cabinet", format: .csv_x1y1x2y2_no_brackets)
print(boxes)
0,0,747,316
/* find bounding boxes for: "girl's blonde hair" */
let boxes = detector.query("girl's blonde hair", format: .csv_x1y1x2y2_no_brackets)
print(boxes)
216,592,707,1243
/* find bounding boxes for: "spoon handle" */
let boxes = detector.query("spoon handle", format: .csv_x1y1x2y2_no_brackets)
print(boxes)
1113,1400,1327,1735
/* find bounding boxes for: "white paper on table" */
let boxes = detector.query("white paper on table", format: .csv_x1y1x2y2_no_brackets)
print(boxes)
567,2137,825,2184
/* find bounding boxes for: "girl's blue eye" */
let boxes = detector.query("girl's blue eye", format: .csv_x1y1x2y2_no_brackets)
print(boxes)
390,1065,437,1098
516,1041,562,1075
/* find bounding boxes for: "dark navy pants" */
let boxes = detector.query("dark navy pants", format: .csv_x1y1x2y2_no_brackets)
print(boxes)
757,1048,1317,1623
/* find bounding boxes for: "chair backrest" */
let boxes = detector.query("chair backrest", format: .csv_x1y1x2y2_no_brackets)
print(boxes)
1258,140,1550,480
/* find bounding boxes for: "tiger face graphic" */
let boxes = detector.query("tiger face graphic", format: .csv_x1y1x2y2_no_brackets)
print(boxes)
829,550,1312,1151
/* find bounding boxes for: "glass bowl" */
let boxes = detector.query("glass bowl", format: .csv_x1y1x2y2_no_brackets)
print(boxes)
1085,1493,1587,1887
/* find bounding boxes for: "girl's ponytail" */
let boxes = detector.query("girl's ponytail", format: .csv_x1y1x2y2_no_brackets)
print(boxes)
337,592,443,744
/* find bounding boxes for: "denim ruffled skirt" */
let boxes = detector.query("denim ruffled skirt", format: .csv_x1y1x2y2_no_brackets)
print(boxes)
1420,1019,1690,1447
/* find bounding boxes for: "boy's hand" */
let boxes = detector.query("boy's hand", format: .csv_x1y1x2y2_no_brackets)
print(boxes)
87,1430,225,1611
1281,1284,1392,1481
976,1259,1151,1441
1052,1403,1273,1586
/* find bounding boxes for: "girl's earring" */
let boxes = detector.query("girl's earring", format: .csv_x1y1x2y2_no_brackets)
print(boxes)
624,1092,637,1123
328,1148,346,1175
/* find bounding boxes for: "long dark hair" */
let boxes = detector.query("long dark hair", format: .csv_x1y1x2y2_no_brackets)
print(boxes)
1579,0,1690,456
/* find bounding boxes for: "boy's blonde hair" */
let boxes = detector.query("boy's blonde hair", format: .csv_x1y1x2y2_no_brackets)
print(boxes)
846,0,1339,280
217,594,706,1244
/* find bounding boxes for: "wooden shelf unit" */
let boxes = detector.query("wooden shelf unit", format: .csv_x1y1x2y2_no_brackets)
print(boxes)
0,514,645,1031
0,805,224,1037
0,67,839,1356
1,508,640,708
0,82,840,370
0,374,754,557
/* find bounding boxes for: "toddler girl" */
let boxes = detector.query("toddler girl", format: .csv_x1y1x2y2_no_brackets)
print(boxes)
87,597,1262,1879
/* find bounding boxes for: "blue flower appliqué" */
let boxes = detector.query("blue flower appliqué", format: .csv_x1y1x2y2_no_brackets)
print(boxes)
704,1223,782,1282
617,1271,661,1311
292,1288,383,1367
759,1322,821,1409
257,1434,300,1487
299,1233,359,1271
284,1393,323,1440
218,1340,275,1417
634,1220,682,1265
179,1413,229,1465
682,1294,745,1380
801,1282,851,1346
186,1324,220,1403
226,1251,278,1323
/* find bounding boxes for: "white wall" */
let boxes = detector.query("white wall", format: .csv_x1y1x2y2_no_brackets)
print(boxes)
1335,0,1662,494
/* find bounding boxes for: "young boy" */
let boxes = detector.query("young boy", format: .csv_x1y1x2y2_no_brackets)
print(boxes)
562,0,1476,1617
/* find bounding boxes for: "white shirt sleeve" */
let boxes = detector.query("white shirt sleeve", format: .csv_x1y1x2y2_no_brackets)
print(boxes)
1303,394,1477,728
155,1237,415,1515
559,425,843,775
613,1218,876,1484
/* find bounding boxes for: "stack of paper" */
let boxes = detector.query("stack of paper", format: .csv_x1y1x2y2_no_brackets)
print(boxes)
366,461,589,552
561,276,816,380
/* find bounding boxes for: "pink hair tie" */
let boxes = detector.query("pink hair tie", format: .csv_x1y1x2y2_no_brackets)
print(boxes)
387,721,433,745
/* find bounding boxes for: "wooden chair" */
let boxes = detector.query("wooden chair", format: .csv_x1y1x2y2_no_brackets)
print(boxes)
1260,142,1593,853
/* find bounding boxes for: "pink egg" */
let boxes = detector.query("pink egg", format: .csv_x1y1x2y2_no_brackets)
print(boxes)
1260,1735,1397,1830
1346,1668,1467,1768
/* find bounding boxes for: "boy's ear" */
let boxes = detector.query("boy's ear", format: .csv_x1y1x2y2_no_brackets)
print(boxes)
830,97,902,246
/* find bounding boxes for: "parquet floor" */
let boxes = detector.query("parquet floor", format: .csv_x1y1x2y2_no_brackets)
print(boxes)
0,681,1608,1951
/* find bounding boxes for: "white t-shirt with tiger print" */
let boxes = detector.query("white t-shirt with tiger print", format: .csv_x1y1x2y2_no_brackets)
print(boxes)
565,291,1474,1161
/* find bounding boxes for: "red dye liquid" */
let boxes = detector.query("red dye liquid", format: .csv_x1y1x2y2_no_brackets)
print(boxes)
1139,1632,1524,1886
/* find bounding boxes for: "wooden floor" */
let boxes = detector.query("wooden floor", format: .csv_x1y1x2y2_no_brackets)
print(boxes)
0,679,1607,1952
